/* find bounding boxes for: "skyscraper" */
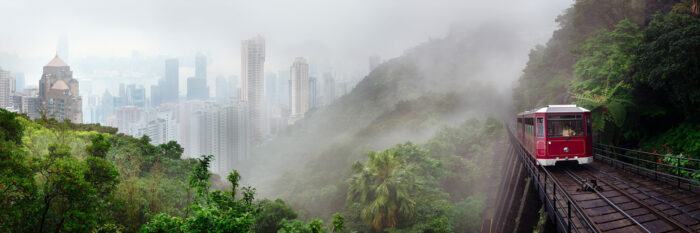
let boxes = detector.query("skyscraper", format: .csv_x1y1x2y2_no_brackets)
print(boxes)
12,72,24,92
164,59,179,103
38,55,82,123
215,75,232,103
0,68,15,109
323,73,336,106
241,36,266,140
126,84,146,107
290,57,309,119
188,54,209,100
309,77,319,109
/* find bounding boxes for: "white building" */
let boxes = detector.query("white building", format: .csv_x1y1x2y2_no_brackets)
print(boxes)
241,36,266,141
290,57,309,121
0,68,15,109
194,101,249,175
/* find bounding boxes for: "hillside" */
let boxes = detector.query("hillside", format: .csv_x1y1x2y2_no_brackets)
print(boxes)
512,0,700,154
240,24,527,221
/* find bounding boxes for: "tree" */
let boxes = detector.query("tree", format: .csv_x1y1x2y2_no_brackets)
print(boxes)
86,134,112,158
634,12,700,118
158,140,184,160
347,143,426,232
255,199,298,233
332,212,345,233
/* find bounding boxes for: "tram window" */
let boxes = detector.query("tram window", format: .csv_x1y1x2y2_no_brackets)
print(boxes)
536,117,544,138
524,118,534,136
547,114,584,137
586,116,592,136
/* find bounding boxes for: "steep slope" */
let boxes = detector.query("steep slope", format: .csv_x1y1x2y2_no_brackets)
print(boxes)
238,24,533,218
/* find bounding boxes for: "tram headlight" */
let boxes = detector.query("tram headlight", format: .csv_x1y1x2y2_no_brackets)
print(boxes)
564,147,569,153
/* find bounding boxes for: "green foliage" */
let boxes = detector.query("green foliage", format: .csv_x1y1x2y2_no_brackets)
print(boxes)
87,134,112,158
255,199,299,233
158,140,184,160
634,12,700,118
0,108,24,143
332,212,345,233
139,213,183,233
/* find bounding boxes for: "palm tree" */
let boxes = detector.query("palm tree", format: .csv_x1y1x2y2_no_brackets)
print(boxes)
347,144,419,232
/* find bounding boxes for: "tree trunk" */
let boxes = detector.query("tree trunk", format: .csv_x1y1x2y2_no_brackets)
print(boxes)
692,0,700,18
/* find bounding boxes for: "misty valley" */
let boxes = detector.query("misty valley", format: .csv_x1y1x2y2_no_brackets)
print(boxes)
1,0,700,233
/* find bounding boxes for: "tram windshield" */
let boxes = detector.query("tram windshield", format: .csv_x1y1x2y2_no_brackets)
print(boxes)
547,114,584,137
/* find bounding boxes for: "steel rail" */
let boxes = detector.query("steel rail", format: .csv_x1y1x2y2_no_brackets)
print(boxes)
562,168,653,233
583,166,700,232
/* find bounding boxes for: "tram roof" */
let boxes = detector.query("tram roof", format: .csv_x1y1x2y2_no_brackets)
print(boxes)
518,105,590,115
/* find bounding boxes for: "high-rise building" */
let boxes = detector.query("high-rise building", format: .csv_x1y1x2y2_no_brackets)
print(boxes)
290,57,309,120
0,68,15,109
265,73,277,108
12,72,24,93
369,55,381,72
188,54,209,100
113,105,143,134
187,77,209,100
194,101,249,174
38,55,82,123
164,59,179,103
323,73,336,106
309,77,320,109
241,36,266,140
215,75,233,103
126,84,146,107
195,53,207,79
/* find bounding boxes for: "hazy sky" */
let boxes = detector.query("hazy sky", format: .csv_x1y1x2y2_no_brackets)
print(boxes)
0,0,572,91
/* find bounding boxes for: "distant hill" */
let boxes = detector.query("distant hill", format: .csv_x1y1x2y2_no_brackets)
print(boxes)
239,24,532,218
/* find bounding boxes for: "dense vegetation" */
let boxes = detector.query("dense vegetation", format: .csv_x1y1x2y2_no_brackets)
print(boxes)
0,108,503,232
513,0,700,158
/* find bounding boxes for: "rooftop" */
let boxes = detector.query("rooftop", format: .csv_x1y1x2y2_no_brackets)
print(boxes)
45,55,68,67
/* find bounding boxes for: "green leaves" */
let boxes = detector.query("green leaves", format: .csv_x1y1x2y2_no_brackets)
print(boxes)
87,134,112,158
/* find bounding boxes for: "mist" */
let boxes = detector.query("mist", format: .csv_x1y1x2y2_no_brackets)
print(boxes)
0,0,576,230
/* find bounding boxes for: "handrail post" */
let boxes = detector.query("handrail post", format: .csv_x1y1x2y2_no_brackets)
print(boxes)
567,201,572,233
654,153,658,180
553,185,556,211
677,157,681,188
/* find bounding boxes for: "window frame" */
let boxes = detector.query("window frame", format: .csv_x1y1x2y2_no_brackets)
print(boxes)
546,114,584,138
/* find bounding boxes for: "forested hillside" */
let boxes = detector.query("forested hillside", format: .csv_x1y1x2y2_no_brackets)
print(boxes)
240,22,527,230
513,0,700,156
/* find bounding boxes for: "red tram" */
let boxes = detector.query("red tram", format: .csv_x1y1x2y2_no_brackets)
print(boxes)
516,105,593,166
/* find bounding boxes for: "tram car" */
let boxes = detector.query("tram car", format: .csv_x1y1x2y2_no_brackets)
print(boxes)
516,105,593,166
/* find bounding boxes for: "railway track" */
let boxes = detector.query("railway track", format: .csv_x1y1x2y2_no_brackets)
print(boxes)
548,164,700,233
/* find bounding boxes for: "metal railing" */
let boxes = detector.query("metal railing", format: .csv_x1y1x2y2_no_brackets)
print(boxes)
594,143,700,192
507,128,598,233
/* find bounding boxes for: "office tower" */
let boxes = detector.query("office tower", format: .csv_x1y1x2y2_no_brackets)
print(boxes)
38,55,82,123
142,104,179,145
309,77,319,109
113,105,143,134
119,83,126,98
194,101,249,174
241,36,266,140
323,73,335,106
0,68,15,109
100,90,114,124
126,84,146,107
188,54,209,100
278,70,290,107
215,75,232,103
187,77,209,100
151,80,163,107
290,57,309,120
12,72,24,92
195,53,206,79
164,59,179,103
265,73,277,108
369,55,381,72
